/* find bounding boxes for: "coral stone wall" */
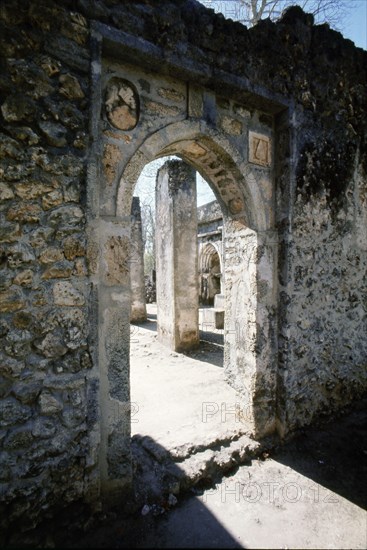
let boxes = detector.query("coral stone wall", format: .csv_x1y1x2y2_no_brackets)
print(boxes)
279,159,367,432
0,1,98,537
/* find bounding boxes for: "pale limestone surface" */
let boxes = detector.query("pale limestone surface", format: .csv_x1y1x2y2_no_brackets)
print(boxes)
131,305,251,451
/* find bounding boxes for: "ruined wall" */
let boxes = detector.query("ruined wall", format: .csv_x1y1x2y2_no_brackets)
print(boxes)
280,141,367,432
118,2,366,434
268,14,367,432
197,200,222,226
0,2,98,540
0,0,366,538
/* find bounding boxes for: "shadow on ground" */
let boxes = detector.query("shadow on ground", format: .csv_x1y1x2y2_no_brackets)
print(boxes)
184,336,223,369
51,401,367,549
271,402,367,510
133,307,224,368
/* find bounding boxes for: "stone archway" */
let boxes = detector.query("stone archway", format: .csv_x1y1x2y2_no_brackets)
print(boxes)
88,48,280,500
2,3,365,535
199,242,222,305
116,121,261,228
93,123,278,498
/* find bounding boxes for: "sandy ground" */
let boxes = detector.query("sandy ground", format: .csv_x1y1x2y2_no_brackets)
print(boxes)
63,405,367,550
135,444,366,549
130,304,252,451
126,305,367,549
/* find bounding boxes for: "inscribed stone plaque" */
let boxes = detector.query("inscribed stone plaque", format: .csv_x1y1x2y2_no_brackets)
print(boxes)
249,132,271,167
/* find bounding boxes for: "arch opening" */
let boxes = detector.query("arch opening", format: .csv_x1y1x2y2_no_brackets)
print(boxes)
121,126,276,438
129,155,232,454
116,122,267,231
199,242,222,306
95,119,278,499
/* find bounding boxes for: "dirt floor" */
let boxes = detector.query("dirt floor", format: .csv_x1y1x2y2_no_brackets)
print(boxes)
130,304,252,451
59,403,367,550
132,404,367,549
55,304,366,550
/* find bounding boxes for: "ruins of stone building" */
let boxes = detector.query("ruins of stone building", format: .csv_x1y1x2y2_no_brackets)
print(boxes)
0,0,366,539
197,199,223,305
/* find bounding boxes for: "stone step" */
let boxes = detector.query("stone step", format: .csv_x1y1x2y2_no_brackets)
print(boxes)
131,431,274,508
170,434,265,490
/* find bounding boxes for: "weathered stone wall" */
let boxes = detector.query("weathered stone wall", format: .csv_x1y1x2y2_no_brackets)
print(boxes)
0,2,98,540
279,161,367,433
0,0,366,538
197,200,222,227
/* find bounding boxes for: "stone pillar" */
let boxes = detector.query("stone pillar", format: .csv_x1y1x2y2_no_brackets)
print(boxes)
156,160,199,351
95,216,133,500
223,220,278,437
130,197,147,322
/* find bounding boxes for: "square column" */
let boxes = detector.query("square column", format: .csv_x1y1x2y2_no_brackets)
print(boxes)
156,160,199,351
130,197,147,323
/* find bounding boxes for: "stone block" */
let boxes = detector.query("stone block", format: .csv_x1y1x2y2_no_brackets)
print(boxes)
4,429,34,450
0,221,21,243
49,205,84,228
59,73,85,99
220,115,243,136
214,293,225,309
104,235,129,286
63,235,85,260
0,290,25,313
13,269,33,287
14,181,56,200
1,94,36,122
34,332,68,358
38,391,63,415
157,87,185,103
31,417,56,438
249,131,271,167
41,260,73,279
8,242,35,268
214,309,225,330
6,203,41,224
42,190,63,210
53,281,85,306
103,143,122,186
39,247,64,264
0,398,32,427
12,382,42,405
0,183,14,201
